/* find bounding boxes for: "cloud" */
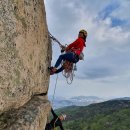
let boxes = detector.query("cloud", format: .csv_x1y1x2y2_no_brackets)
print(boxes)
77,46,130,80
98,1,120,20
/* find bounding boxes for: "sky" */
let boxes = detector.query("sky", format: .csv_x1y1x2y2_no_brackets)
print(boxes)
44,0,130,98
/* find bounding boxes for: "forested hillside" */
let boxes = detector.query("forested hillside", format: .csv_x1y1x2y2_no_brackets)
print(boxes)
56,100,130,130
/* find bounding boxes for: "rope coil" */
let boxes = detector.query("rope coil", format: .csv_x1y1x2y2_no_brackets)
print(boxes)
62,61,75,84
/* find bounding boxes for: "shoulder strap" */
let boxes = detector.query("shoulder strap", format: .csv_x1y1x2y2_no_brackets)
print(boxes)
54,117,59,128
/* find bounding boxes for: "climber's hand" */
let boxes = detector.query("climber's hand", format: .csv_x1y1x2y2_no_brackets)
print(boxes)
60,45,66,53
61,49,65,53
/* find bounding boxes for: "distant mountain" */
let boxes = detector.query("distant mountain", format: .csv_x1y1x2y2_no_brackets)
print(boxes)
70,96,101,100
69,96,105,106
56,100,130,130
49,96,106,109
112,97,130,101
49,96,73,108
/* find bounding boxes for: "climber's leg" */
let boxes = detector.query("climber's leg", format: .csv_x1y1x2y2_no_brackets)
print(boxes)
45,123,51,130
54,52,74,68
55,66,64,74
49,52,79,75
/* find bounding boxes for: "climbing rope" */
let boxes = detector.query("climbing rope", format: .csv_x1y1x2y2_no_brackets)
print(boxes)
47,74,58,124
51,74,58,106
62,61,75,84
47,74,58,125
49,32,63,49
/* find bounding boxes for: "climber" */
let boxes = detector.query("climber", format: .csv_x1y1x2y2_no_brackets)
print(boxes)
45,108,66,130
49,29,87,75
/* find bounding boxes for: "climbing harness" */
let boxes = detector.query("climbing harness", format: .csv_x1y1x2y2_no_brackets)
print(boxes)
54,117,58,130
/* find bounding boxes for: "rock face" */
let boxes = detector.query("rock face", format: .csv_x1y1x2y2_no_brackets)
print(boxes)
0,0,51,129
1,96,50,130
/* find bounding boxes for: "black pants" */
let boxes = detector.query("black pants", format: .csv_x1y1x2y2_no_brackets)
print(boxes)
45,123,52,130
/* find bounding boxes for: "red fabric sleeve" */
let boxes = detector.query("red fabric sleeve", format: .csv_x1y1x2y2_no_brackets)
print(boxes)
66,38,85,55
66,39,79,51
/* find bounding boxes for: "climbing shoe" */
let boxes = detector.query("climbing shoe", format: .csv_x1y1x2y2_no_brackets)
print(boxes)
48,67,57,75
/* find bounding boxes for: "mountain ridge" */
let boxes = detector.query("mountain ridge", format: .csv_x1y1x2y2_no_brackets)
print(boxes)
56,99,130,130
49,95,107,109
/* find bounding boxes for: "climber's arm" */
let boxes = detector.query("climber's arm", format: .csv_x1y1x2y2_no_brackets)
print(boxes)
59,124,64,130
51,108,58,118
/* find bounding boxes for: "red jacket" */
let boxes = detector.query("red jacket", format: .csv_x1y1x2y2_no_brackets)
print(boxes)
66,37,86,56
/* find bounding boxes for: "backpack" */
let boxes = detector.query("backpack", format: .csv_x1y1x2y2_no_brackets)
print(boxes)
79,52,84,60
